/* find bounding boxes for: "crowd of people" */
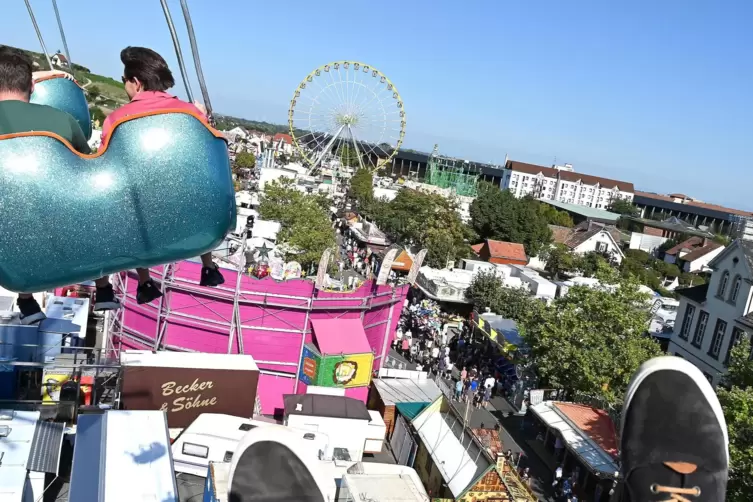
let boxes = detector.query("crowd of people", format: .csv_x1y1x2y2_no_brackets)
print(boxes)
392,297,512,410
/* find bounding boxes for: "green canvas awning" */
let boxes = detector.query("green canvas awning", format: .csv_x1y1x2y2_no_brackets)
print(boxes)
396,402,429,421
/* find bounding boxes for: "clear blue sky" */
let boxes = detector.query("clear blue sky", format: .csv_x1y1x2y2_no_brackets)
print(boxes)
3,1,752,208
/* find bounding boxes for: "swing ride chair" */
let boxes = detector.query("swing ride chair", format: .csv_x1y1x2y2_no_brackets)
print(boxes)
0,0,235,293
30,74,93,140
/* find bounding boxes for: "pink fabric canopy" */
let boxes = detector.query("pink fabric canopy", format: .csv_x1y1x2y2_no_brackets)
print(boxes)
311,318,371,355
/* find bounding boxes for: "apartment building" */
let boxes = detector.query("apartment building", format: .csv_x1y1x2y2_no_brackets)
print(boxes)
668,240,753,386
500,160,634,209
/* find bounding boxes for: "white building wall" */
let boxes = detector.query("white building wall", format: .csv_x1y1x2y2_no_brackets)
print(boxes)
668,245,753,386
684,246,725,273
502,169,633,208
572,231,624,264
629,232,668,254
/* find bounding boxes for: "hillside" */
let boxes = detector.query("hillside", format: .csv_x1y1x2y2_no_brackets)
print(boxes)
18,46,307,136
18,46,128,120
215,115,294,135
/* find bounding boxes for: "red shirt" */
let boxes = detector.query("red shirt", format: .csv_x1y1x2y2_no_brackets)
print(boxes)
101,91,207,143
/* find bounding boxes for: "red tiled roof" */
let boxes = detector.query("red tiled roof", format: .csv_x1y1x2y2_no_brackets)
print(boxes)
635,191,753,218
486,240,527,261
471,428,503,458
681,242,722,263
549,225,574,245
666,236,704,256
471,243,484,255
506,160,634,193
554,402,619,457
273,133,293,145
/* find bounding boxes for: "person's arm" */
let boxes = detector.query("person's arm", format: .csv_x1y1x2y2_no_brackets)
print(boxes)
69,117,91,155
33,70,75,82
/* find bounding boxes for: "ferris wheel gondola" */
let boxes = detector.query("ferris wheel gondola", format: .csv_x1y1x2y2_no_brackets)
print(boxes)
288,61,406,179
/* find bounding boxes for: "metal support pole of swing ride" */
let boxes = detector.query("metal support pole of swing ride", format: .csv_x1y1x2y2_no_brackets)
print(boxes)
50,0,73,73
228,221,253,354
178,0,214,120
308,125,345,175
158,0,195,103
23,0,54,71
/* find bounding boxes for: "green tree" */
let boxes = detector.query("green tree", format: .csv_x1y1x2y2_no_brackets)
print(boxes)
575,251,610,277
469,183,552,257
349,168,374,207
544,244,577,279
713,234,732,246
87,85,101,101
259,178,335,269
465,271,544,326
524,279,662,405
718,339,753,501
654,260,681,279
607,198,640,217
538,203,574,227
679,272,706,287
235,151,256,170
89,106,106,127
370,189,471,268
339,144,360,168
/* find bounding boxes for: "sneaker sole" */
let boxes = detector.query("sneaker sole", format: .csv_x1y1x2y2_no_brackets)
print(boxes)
93,301,122,311
622,356,729,463
20,312,46,325
136,295,162,305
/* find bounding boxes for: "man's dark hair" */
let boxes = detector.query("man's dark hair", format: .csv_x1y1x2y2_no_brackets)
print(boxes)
0,46,33,97
121,46,175,92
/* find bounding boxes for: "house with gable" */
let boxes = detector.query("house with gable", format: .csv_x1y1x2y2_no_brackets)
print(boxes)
668,239,753,385
549,221,625,264
663,236,724,273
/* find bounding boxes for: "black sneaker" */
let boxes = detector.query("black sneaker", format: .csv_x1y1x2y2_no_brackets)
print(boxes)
94,284,122,311
17,296,46,325
620,356,728,501
136,279,163,305
200,264,225,287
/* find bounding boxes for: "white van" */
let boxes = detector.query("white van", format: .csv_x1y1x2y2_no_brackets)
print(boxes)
172,413,329,477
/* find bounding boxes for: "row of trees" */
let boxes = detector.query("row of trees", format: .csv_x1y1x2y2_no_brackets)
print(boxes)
466,269,662,405
719,340,753,501
350,168,473,268
258,178,335,269
469,183,553,257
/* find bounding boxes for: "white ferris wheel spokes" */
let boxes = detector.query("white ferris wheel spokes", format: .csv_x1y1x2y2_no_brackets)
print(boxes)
288,61,406,178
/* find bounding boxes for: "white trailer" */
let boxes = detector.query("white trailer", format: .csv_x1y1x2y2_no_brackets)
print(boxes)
172,413,329,477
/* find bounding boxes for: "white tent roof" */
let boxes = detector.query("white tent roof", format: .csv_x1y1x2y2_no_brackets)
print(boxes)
372,378,442,406
530,401,619,477
411,403,489,498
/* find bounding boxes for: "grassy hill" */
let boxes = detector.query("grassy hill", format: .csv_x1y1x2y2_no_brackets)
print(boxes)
17,46,300,134
214,115,292,135
19,47,128,106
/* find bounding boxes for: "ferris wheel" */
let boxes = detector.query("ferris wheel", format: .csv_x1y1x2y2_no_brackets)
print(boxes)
288,61,406,176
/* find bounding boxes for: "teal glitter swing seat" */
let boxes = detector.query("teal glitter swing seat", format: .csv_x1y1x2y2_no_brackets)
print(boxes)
30,74,93,140
0,108,236,292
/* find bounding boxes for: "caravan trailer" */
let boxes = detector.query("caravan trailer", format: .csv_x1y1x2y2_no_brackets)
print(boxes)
172,413,329,477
